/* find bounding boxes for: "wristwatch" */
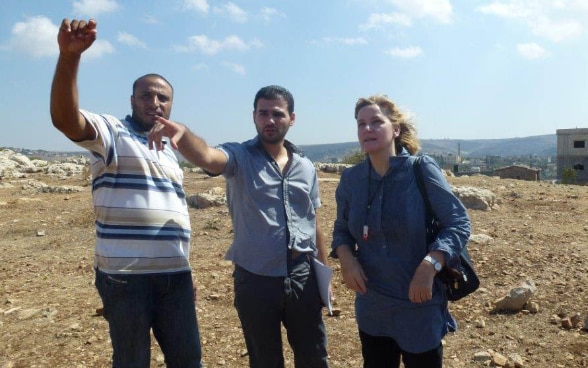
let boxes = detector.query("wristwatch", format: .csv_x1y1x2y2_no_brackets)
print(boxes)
424,255,442,272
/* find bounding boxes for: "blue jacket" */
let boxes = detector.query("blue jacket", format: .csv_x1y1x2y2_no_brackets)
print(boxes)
331,149,471,353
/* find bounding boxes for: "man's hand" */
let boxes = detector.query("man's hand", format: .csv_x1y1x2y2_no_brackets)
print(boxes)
149,116,188,151
57,18,97,56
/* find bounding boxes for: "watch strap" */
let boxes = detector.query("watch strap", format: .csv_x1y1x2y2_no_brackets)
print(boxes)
424,255,442,272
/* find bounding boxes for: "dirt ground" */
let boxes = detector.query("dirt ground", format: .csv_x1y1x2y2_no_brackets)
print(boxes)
1,169,587,368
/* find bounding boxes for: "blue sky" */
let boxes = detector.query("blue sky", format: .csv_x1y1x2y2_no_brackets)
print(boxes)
1,0,587,151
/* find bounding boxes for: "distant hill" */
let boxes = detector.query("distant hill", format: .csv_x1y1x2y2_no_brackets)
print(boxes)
5,134,557,163
299,134,557,162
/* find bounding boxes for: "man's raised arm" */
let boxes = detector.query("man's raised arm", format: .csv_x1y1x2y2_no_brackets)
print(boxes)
50,18,97,141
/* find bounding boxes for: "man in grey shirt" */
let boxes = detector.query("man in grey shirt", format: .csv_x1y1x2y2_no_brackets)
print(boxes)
149,85,330,368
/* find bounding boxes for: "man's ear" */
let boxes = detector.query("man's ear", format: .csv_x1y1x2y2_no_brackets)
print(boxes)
289,112,296,126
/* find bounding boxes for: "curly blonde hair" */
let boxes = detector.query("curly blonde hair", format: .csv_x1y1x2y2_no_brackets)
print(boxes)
354,95,420,155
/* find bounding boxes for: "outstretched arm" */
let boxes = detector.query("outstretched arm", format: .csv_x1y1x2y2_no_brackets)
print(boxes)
50,18,97,141
149,117,228,175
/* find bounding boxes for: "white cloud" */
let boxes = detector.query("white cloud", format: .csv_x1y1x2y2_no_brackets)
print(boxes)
117,32,146,48
141,15,160,25
73,0,119,16
222,61,246,75
529,16,583,42
191,63,209,72
385,46,423,58
388,0,453,24
249,38,264,49
83,39,115,59
182,0,209,13
477,0,587,42
476,1,536,18
360,13,412,30
517,42,550,59
213,2,248,23
174,35,263,55
260,7,286,23
8,16,114,59
9,16,58,58
316,37,368,46
566,0,588,12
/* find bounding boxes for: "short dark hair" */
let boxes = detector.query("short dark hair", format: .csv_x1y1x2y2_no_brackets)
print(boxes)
132,74,174,95
253,85,294,114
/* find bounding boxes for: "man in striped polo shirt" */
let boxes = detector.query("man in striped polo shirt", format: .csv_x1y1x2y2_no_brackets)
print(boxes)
50,18,202,368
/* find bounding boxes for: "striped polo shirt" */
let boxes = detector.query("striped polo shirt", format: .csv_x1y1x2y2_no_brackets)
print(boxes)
76,110,191,274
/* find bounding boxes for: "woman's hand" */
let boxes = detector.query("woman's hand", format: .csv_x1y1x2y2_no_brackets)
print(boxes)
340,257,368,295
335,245,368,295
408,261,437,303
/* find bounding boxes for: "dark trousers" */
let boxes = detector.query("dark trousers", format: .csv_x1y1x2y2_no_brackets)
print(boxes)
95,269,202,368
359,330,443,368
233,256,329,368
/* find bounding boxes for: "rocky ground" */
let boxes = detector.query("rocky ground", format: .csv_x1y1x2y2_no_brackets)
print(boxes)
1,168,587,368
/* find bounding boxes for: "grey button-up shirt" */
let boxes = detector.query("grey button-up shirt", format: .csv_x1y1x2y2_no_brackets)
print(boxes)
218,137,321,277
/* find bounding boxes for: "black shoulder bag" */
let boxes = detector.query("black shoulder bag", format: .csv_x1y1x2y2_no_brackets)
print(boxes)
413,156,480,301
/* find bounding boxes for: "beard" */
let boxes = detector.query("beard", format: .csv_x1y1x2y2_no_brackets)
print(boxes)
257,126,288,145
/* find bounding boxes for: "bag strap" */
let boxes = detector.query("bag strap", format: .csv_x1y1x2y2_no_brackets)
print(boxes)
413,156,433,218
413,156,443,250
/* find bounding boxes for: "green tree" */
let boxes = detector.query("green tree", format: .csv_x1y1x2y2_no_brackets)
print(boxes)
561,168,577,184
341,150,366,165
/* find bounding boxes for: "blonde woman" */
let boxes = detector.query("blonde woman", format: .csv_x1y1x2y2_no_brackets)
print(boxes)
331,95,470,368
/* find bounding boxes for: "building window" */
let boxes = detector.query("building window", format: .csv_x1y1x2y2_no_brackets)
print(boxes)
573,140,585,148
573,163,584,170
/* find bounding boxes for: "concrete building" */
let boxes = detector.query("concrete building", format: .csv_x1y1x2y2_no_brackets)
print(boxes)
494,165,541,181
556,128,588,183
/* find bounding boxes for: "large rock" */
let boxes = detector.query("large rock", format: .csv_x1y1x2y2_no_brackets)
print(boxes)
453,186,497,211
493,279,537,312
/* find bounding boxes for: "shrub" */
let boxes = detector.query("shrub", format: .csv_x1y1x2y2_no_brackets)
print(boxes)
561,168,577,184
342,150,366,165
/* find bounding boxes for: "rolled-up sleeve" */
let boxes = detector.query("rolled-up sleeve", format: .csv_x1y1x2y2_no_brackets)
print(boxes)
420,156,471,263
331,169,357,257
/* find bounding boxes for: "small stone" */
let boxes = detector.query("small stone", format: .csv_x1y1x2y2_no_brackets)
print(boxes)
328,308,342,317
474,351,492,362
509,353,525,367
550,314,561,324
561,318,573,330
570,313,581,328
493,352,508,366
95,307,104,316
